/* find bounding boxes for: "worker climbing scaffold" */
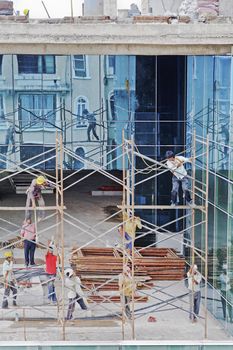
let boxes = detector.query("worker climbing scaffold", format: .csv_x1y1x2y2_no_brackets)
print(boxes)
25,175,54,221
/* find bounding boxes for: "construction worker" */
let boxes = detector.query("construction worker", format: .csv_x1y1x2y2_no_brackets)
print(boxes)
117,224,133,253
187,264,202,322
165,151,195,207
118,265,134,319
25,175,53,221
65,268,88,320
82,109,99,142
45,240,58,305
121,210,142,253
2,251,17,309
21,218,37,267
219,265,232,322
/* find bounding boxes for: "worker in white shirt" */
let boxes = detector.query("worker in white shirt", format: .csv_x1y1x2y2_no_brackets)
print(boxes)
2,251,17,309
165,151,195,207
187,264,202,322
64,268,88,320
219,265,232,322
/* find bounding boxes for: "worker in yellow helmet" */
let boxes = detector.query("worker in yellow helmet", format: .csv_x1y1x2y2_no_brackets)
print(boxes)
2,251,17,309
25,175,54,221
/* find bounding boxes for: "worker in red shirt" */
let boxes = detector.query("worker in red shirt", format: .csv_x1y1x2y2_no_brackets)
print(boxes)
45,240,58,304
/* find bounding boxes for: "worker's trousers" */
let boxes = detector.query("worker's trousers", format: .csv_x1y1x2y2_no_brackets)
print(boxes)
171,176,192,204
66,294,88,320
87,124,99,141
25,192,45,220
123,296,131,319
24,239,36,266
189,290,201,320
47,274,57,303
2,281,17,308
221,290,232,321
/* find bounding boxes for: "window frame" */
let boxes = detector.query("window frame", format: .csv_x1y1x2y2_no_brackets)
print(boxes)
18,93,57,130
73,55,90,79
76,96,89,128
17,55,56,74
106,55,116,76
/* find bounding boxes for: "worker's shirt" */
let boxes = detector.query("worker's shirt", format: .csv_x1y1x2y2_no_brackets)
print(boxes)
119,273,134,297
45,252,57,275
187,271,202,292
88,113,96,125
220,273,231,292
3,260,14,283
21,223,36,241
166,156,191,180
27,179,52,199
65,276,85,299
123,212,142,239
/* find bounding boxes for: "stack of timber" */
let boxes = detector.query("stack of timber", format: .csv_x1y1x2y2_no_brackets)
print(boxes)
71,247,185,281
70,247,185,303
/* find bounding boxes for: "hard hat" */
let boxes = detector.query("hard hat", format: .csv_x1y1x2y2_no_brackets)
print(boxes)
4,251,13,258
193,264,198,271
65,268,74,278
36,176,46,185
23,9,29,16
165,150,175,159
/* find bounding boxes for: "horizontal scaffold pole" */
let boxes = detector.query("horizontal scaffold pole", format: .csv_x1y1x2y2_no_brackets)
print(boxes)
0,206,66,211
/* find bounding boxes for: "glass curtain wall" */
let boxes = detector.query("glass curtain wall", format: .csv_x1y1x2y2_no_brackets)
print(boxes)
0,54,136,171
187,55,233,333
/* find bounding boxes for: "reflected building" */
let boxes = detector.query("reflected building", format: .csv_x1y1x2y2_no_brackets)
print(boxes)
0,53,233,333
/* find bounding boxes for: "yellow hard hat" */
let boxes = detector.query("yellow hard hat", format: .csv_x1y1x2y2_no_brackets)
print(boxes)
36,176,46,185
23,9,29,16
4,251,13,258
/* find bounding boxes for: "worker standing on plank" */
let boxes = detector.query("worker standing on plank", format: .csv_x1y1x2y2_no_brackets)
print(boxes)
25,175,54,221
2,251,17,309
65,268,88,320
45,240,58,305
117,224,133,254
187,264,202,323
119,265,134,319
82,109,99,142
21,218,37,267
165,151,195,207
121,210,142,253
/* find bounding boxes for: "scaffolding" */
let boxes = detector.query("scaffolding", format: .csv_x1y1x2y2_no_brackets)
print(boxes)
0,130,211,341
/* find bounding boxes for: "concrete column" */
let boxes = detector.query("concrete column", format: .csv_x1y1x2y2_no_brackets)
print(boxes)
141,0,150,14
103,0,117,17
83,0,103,16
219,0,233,17
143,0,183,15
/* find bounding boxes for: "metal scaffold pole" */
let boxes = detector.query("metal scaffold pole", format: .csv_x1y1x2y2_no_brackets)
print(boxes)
59,133,65,340
130,136,136,340
204,135,209,339
191,129,196,322
121,130,126,340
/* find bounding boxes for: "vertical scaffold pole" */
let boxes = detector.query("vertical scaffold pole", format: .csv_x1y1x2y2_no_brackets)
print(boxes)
204,135,209,339
130,136,135,340
121,130,126,340
59,133,65,340
191,130,196,320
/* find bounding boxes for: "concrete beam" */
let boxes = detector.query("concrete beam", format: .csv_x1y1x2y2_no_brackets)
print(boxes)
0,21,232,55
